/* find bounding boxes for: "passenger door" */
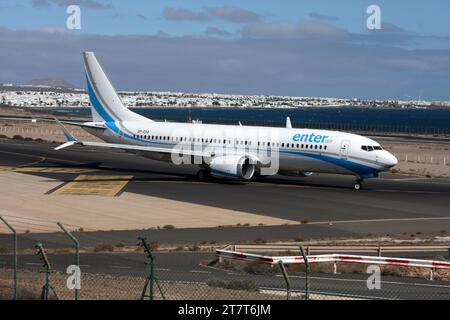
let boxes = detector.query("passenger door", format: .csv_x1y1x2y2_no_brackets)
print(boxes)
340,140,350,160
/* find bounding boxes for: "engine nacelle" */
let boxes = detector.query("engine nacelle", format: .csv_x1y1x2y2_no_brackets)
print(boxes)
209,155,257,180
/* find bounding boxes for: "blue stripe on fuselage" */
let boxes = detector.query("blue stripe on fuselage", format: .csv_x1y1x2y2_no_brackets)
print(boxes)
283,150,379,178
84,73,380,179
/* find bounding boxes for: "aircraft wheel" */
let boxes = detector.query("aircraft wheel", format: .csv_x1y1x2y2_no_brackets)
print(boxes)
354,181,362,190
197,169,210,181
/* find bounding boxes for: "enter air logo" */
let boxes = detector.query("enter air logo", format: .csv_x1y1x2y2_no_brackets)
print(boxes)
293,133,330,143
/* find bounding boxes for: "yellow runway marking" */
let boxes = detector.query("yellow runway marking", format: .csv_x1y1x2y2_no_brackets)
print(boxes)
14,167,96,174
52,175,133,197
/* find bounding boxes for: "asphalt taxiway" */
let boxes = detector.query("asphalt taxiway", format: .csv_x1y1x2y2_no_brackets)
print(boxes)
0,139,450,247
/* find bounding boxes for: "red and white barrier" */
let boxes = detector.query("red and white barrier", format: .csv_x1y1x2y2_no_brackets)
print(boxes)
215,249,450,270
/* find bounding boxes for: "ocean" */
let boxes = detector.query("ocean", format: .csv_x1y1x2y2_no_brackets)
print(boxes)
51,107,450,135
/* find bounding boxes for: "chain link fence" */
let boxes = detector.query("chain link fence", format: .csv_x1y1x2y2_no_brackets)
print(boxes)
1,216,450,300
1,250,450,300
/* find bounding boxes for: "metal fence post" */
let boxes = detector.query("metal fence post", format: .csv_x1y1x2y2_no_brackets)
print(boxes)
278,261,291,300
299,245,310,300
57,222,80,300
35,243,58,300
138,236,165,300
0,216,17,300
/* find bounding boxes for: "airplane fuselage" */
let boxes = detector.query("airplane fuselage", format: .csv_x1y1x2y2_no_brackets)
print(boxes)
85,119,398,180
58,52,397,189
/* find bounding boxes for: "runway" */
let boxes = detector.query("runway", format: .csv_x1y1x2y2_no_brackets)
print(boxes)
0,139,450,247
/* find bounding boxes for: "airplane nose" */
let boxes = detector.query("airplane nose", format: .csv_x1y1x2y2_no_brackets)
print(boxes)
384,152,398,168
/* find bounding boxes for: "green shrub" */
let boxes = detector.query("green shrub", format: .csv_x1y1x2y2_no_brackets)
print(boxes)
93,243,114,252
206,279,258,292
0,247,10,254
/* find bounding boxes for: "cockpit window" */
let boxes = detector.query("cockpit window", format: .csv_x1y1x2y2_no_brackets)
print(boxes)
361,145,383,152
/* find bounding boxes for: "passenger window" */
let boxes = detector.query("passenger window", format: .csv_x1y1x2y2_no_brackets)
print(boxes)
281,143,284,147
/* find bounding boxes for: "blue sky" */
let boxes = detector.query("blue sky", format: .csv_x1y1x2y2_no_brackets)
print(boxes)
1,0,450,100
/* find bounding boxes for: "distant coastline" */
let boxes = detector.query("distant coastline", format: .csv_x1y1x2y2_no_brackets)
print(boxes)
1,84,449,110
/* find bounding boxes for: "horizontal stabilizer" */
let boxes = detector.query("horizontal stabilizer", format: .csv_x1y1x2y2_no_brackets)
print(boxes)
54,141,77,151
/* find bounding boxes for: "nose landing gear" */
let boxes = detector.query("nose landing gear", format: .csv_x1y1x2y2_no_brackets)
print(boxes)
353,179,363,190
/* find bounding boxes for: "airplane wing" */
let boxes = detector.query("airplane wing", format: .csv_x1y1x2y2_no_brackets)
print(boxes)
53,118,209,158
75,140,207,158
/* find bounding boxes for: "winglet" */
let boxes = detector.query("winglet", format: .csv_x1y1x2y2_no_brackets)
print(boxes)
54,117,78,150
286,117,292,129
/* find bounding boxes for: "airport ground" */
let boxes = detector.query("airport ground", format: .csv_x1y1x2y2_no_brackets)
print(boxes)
0,137,449,245
1,110,450,299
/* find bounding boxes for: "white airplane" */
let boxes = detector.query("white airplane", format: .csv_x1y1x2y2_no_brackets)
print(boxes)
55,52,398,190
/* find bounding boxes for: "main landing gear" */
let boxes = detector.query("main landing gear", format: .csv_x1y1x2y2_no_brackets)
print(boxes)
353,179,363,190
197,169,212,181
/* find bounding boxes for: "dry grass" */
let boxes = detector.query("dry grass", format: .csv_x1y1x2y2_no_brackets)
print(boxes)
0,268,286,300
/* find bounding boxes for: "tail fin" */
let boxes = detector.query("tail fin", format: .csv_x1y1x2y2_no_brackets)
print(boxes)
83,52,151,123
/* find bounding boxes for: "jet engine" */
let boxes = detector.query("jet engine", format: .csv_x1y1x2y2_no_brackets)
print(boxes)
209,155,257,180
